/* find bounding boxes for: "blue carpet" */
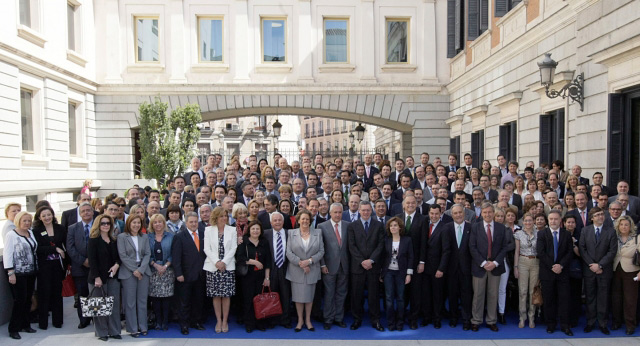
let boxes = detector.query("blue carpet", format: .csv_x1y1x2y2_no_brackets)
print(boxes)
141,312,637,340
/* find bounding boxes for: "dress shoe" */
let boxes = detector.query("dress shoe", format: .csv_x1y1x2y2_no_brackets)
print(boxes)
471,324,479,332
611,323,621,330
463,321,471,331
449,319,458,328
518,320,525,328
420,319,432,327
181,327,189,335
194,323,205,330
53,324,62,328
350,321,361,330
388,324,396,331
78,321,90,329
626,327,635,335
294,327,302,332
487,324,499,332
372,322,384,331
39,325,47,330
110,335,122,339
600,326,610,335
22,327,36,333
583,324,594,333
307,326,315,332
280,322,292,329
140,331,148,336
409,321,418,330
9,332,21,340
246,326,253,333
434,320,441,329
562,328,573,336
130,333,140,338
257,326,266,332
334,321,346,328
98,336,108,342
546,326,555,334
324,323,332,330
498,313,506,325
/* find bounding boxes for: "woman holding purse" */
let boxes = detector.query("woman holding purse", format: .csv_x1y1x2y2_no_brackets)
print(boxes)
612,215,640,335
236,220,271,333
87,214,121,341
32,206,67,330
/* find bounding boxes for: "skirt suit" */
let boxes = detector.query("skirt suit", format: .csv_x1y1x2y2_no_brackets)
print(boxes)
285,228,325,303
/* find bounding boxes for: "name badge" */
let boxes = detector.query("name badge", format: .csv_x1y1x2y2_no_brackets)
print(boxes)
41,231,48,236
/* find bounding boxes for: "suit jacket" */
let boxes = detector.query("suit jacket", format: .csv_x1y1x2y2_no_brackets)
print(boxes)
511,194,523,211
536,228,573,280
400,213,427,270
342,210,360,222
311,215,326,229
444,221,472,277
258,211,293,230
440,213,454,225
609,195,640,217
87,236,120,283
171,227,205,282
184,170,204,186
285,228,325,284
264,190,281,200
566,208,592,234
381,236,414,277
579,224,617,279
263,228,290,272
347,218,385,274
578,177,590,186
66,221,91,277
390,203,404,217
444,208,476,223
319,220,350,275
33,224,68,264
163,191,195,208
389,169,411,186
374,215,390,225
486,189,499,203
61,207,99,229
203,225,237,272
424,221,451,275
364,165,379,180
350,176,372,192
469,221,509,278
613,235,640,272
116,233,152,279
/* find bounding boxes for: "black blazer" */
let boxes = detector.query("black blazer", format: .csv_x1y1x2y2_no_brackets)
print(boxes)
400,213,427,270
311,215,326,229
469,221,509,278
258,211,294,230
440,213,454,225
536,228,573,280
171,227,205,282
33,224,68,266
566,208,592,234
512,194,523,211
163,192,195,208
578,224,617,279
486,189,499,203
263,228,290,273
364,165,379,180
444,221,472,277
424,221,451,275
347,219,385,274
381,236,414,278
60,207,99,229
87,237,120,283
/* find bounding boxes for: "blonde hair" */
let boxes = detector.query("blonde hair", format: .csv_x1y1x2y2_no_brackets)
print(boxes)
232,203,248,219
149,214,168,233
13,211,32,230
83,179,93,187
90,214,115,240
129,204,145,217
4,202,22,219
615,215,637,237
210,206,228,225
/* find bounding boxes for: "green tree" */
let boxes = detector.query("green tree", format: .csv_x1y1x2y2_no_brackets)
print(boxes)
137,98,202,187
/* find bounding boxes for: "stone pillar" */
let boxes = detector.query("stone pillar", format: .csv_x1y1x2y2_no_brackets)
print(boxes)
103,0,122,83
168,0,187,83
297,0,314,83
360,0,376,82
422,0,438,84
233,0,250,83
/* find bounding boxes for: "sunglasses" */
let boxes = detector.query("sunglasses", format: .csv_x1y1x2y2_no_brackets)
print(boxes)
118,204,126,207
100,222,112,226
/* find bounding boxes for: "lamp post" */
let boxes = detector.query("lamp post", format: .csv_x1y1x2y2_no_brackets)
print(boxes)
355,123,365,143
537,53,585,111
218,132,225,164
272,117,282,154
258,133,265,160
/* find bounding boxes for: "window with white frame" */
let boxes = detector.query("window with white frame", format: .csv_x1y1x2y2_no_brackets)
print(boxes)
324,18,348,63
198,17,223,62
19,0,32,27
20,89,34,152
135,17,159,62
67,2,79,51
261,18,286,63
386,18,409,63
68,101,77,156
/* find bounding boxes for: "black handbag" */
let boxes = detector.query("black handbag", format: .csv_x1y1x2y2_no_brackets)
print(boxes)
632,235,640,266
236,244,249,277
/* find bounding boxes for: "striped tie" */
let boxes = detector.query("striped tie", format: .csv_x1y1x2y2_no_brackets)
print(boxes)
275,231,284,268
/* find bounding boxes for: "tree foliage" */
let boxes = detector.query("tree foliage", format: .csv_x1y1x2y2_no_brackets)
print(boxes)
137,98,202,187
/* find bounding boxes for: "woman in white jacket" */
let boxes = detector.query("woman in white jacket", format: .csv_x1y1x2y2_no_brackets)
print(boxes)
203,207,238,333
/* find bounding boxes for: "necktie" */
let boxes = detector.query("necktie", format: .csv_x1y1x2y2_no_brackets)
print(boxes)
295,195,300,203
486,223,492,259
457,224,463,247
334,223,342,247
406,215,412,232
595,227,601,243
429,223,434,237
581,211,586,226
275,231,284,268
192,231,200,251
364,221,369,235
366,166,370,177
379,217,384,223
345,186,349,198
386,199,390,209
553,231,559,262
84,224,90,242
351,213,357,222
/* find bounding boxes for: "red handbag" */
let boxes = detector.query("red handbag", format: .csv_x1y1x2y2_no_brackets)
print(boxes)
253,286,282,320
61,265,77,297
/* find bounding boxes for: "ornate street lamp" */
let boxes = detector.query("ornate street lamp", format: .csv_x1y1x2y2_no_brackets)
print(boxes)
537,53,584,111
349,132,355,146
272,118,282,138
354,123,366,143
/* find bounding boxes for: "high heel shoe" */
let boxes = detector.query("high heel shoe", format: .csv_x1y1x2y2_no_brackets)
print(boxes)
222,323,229,333
215,323,221,334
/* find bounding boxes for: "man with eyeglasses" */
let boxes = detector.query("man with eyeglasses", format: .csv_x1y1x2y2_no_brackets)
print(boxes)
66,202,95,329
105,201,125,234
603,201,623,229
61,193,95,228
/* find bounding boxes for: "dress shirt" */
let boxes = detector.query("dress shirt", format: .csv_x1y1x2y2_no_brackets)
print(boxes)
272,228,287,260
480,221,499,268
454,222,465,247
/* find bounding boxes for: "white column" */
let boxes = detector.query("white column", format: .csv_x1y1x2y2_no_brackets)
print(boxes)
422,0,438,84
169,0,187,83
103,0,122,83
297,0,314,83
360,0,376,82
233,0,250,83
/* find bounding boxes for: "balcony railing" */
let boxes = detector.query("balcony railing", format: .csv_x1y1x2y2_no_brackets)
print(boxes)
318,129,324,136
341,126,347,133
304,132,310,139
311,130,316,137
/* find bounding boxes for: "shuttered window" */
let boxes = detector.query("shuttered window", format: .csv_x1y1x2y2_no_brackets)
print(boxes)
447,0,464,58
467,0,489,41
471,130,485,165
539,109,565,166
499,121,517,162
608,93,627,188
495,0,522,17
450,136,461,162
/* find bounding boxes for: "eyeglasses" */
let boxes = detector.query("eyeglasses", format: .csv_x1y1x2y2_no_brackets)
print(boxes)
100,222,112,226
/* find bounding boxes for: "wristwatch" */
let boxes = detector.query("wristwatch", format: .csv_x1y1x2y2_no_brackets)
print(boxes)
7,270,15,276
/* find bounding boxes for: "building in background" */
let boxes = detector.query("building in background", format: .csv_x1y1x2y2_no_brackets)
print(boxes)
299,117,377,161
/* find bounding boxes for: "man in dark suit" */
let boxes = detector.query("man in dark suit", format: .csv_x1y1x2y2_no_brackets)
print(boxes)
238,181,255,206
308,198,326,229
319,203,350,330
258,195,293,230
61,193,96,228
263,213,292,328
172,212,206,335
608,181,640,216
392,174,412,201
351,164,372,192
389,159,411,187
66,202,94,329
444,204,473,329
469,202,509,332
381,182,400,216
183,157,205,185
446,154,459,173
446,191,477,222
567,191,591,234
462,153,473,176
347,201,385,331
363,154,379,180
413,189,430,215
400,196,427,329
479,176,499,203
579,207,617,335
435,197,454,225
342,195,361,222
572,165,590,186
548,173,566,200
537,210,574,336
422,204,451,329
373,199,390,224
163,176,195,208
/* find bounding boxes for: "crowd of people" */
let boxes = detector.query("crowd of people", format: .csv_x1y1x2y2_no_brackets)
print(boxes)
3,151,640,340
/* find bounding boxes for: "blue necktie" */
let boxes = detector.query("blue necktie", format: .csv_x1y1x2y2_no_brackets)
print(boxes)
595,227,601,243
364,221,369,235
553,231,558,262
275,231,284,268
84,224,90,242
